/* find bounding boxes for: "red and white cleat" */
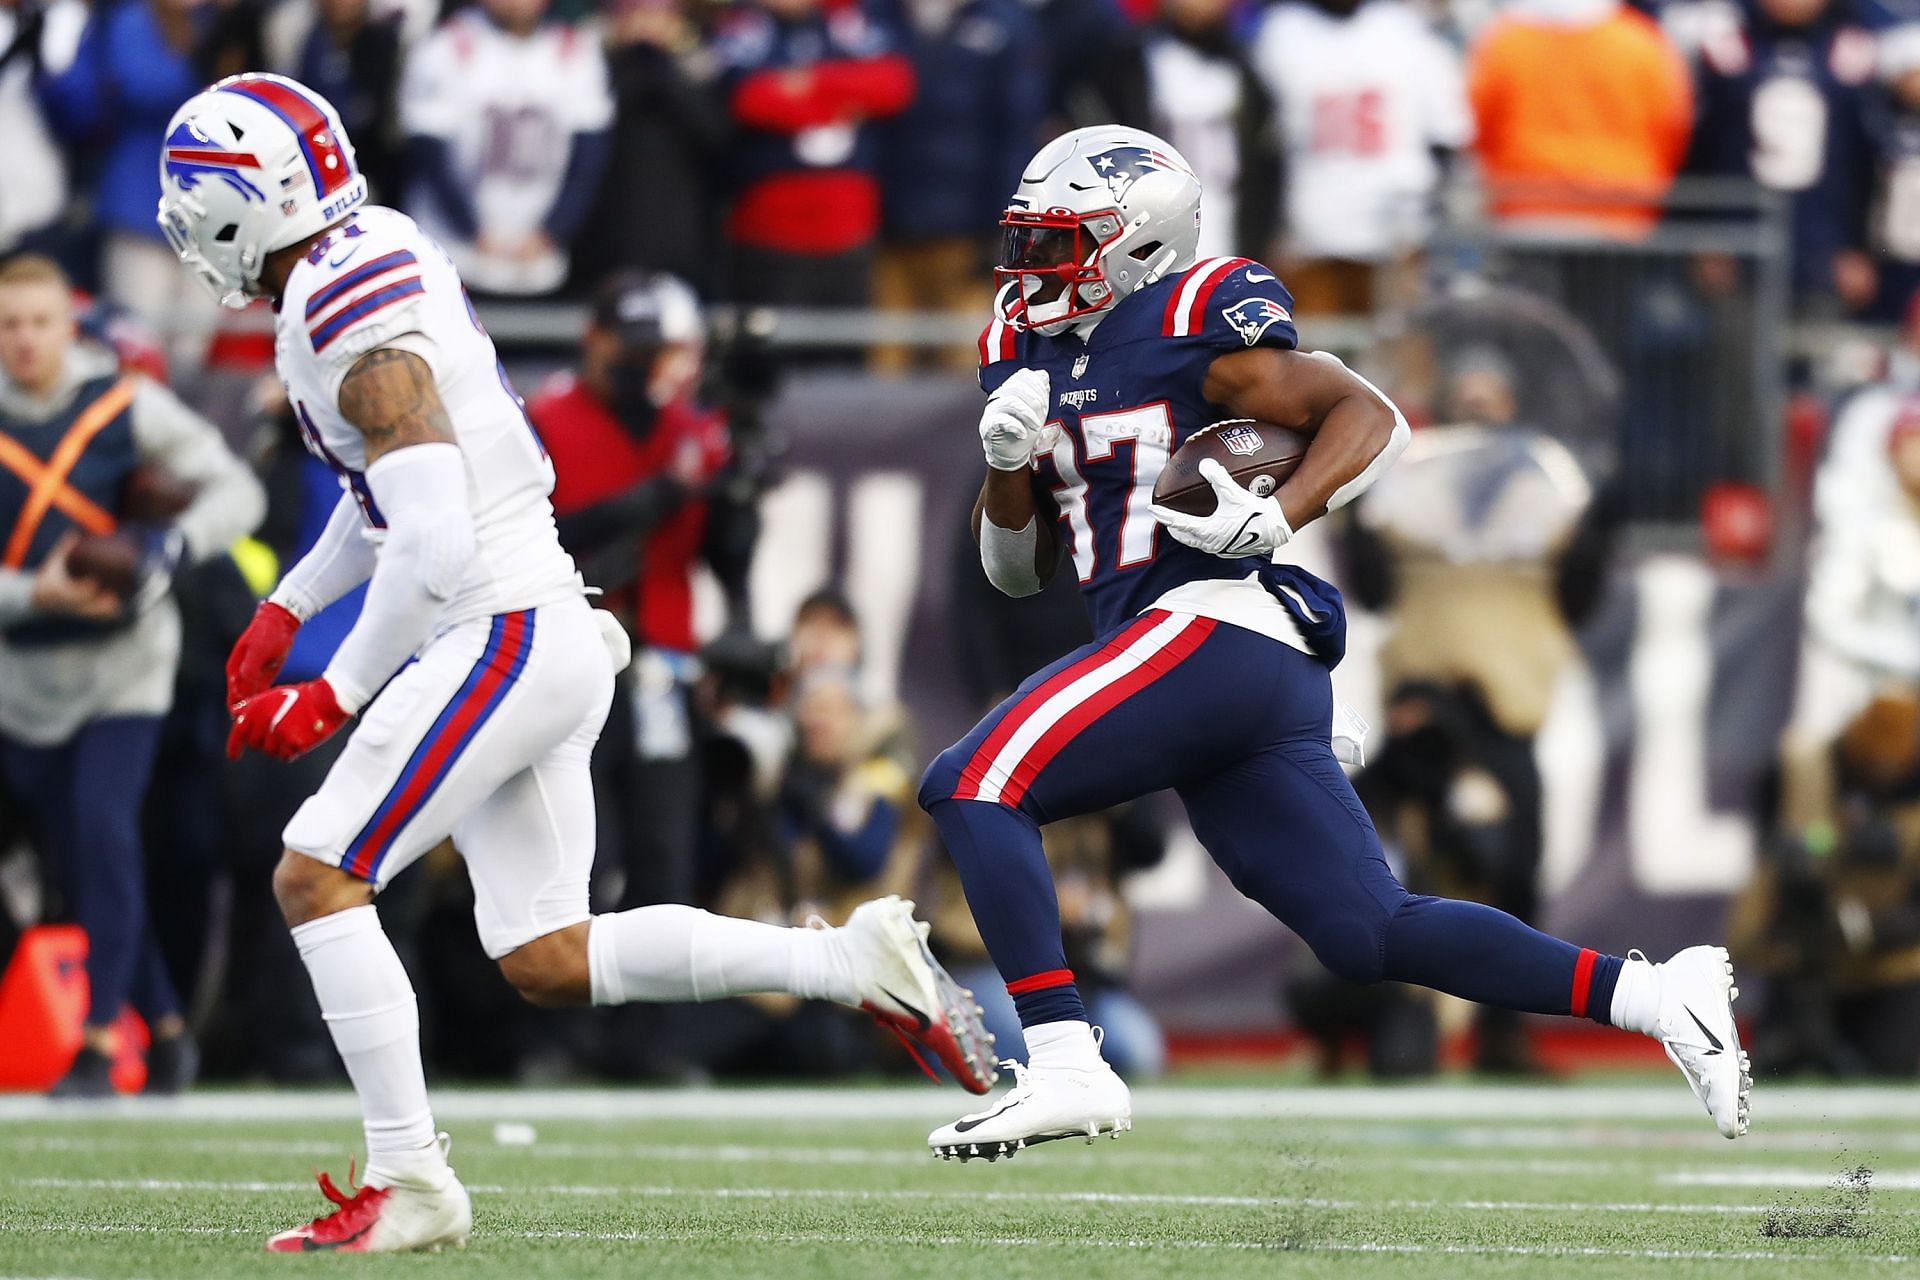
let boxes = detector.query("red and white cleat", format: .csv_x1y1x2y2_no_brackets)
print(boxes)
843,895,998,1095
266,1159,470,1253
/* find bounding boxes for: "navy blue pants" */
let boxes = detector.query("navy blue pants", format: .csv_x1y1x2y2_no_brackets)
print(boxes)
921,612,1621,1030
2,716,181,1028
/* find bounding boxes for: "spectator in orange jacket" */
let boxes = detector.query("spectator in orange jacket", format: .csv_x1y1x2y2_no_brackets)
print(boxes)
1468,0,1692,237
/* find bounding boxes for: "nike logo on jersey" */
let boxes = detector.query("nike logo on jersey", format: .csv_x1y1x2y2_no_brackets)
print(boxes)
1685,1007,1725,1054
1243,267,1276,283
328,244,363,269
952,1097,1022,1133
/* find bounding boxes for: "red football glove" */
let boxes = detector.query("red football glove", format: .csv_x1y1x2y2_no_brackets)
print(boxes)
228,679,350,762
227,601,302,708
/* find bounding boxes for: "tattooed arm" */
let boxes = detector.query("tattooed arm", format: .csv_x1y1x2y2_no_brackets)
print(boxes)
337,347,458,464
317,346,478,711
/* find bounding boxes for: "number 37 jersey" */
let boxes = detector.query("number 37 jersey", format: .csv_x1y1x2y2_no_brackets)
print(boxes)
981,256,1328,645
273,205,583,624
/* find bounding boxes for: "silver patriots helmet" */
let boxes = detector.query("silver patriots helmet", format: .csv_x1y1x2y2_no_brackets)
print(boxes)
996,125,1204,336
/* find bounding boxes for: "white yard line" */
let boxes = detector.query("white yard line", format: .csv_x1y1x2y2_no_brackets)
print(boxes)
17,1176,1920,1217
2,1220,1912,1264
1665,1169,1920,1191
4,1083,1919,1124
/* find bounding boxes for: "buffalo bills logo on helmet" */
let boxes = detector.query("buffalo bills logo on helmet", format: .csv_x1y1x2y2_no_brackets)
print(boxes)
1218,424,1265,457
1085,145,1190,202
163,121,265,202
1220,297,1292,347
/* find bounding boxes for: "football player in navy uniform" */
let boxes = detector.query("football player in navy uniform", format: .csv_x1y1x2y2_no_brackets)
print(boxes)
920,126,1753,1159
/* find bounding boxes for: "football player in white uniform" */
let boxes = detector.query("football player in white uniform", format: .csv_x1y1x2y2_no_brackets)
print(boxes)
158,73,995,1253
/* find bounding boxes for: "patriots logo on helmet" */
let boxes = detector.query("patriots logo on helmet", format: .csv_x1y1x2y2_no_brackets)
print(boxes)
1086,145,1189,202
1220,297,1292,347
163,121,265,202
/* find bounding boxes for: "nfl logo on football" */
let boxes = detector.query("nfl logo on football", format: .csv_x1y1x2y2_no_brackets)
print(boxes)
1219,425,1264,456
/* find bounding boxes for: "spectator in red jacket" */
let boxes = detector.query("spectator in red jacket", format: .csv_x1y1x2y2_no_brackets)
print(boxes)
713,0,915,312
529,272,735,916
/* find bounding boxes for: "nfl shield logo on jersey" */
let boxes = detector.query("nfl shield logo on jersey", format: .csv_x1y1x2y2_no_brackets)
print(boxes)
1072,354,1090,378
1220,297,1292,347
1219,424,1264,456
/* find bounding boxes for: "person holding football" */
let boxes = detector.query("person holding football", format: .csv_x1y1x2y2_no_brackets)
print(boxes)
0,252,265,1096
920,126,1752,1158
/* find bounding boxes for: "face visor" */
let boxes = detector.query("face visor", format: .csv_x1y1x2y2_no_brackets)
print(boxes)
995,206,1124,332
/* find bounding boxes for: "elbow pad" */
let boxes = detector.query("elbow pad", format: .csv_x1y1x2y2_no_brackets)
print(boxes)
1311,351,1413,513
980,515,1044,598
366,442,476,600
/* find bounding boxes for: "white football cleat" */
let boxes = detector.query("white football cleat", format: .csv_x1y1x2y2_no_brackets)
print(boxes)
1650,945,1751,1139
266,1137,471,1253
842,895,998,1094
929,1057,1132,1161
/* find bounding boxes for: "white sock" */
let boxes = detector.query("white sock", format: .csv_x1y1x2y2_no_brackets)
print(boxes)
587,906,857,1007
291,905,445,1189
1609,955,1662,1037
1024,1019,1104,1071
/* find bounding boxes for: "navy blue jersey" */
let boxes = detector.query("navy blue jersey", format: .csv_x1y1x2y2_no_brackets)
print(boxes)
1686,5,1884,293
980,255,1300,636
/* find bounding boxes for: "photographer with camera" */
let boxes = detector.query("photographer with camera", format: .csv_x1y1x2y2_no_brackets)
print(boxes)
530,272,763,916
0,255,262,1095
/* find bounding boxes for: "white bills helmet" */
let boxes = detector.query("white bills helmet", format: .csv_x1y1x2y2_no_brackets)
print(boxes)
157,73,368,308
997,125,1204,336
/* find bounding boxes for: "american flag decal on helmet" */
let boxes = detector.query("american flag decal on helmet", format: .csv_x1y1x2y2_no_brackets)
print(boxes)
1218,424,1265,457
163,121,265,202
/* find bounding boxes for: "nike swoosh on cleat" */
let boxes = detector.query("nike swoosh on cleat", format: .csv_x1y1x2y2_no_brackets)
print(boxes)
952,1098,1021,1133
874,986,931,1032
1685,1006,1725,1053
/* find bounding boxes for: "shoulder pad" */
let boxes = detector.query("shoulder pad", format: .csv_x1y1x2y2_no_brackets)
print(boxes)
300,222,429,359
1161,257,1298,352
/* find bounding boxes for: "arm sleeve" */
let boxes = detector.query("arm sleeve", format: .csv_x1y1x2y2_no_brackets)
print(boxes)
1418,27,1474,150
34,10,104,139
128,379,267,561
269,490,378,620
731,54,915,131
552,475,688,553
541,129,612,244
321,441,477,711
0,568,37,626
405,135,480,240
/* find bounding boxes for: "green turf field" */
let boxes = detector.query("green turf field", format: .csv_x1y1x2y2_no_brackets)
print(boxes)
2,1079,1916,1278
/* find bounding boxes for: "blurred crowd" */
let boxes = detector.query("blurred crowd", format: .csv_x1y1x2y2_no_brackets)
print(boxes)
4,0,1920,362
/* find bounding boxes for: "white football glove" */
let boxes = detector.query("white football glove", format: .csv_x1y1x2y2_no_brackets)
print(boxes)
978,368,1054,471
1149,459,1294,559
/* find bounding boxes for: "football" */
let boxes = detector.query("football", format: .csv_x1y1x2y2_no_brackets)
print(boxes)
1152,419,1311,516
65,532,144,598
120,461,197,523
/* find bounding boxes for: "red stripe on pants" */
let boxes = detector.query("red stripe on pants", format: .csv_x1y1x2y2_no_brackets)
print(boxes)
998,615,1215,808
950,611,1166,802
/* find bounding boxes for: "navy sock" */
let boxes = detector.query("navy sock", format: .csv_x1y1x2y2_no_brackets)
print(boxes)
926,798,1087,1027
1381,895,1624,1023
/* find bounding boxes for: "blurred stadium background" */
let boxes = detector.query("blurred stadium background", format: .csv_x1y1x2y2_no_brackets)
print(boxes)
3,0,1920,1108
